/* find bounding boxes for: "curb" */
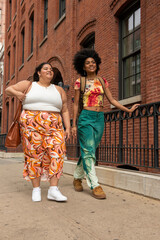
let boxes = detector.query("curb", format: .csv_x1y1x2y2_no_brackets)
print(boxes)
63,160,160,200
1,152,160,200
0,152,24,158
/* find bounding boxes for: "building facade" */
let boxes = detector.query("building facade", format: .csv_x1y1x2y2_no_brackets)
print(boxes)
0,0,5,133
1,0,160,169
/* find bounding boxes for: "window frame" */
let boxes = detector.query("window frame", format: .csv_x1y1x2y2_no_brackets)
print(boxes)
9,0,12,25
81,32,95,50
13,41,16,74
119,1,141,100
44,0,48,37
59,0,65,19
8,51,11,81
30,12,34,54
21,27,25,64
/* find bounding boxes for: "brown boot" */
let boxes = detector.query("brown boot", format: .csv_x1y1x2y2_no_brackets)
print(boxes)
73,179,83,192
92,186,106,199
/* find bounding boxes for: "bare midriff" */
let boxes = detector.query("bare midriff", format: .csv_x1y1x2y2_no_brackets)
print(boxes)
83,106,103,112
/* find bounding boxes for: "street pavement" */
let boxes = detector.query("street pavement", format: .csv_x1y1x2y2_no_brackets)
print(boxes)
0,157,160,240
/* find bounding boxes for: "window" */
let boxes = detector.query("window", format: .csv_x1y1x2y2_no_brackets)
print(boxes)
0,9,2,21
13,42,16,74
6,102,9,132
21,28,25,64
119,4,141,100
44,0,48,37
9,0,12,25
59,0,65,18
8,51,11,80
30,13,34,53
11,98,14,121
81,32,95,49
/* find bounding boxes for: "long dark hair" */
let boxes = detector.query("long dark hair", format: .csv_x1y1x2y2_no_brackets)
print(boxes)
33,62,53,82
73,48,101,76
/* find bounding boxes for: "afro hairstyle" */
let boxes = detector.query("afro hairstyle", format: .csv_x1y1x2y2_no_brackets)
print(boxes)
73,48,101,76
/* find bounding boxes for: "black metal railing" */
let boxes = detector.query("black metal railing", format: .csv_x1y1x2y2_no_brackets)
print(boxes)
0,134,7,151
1,102,160,171
67,101,160,171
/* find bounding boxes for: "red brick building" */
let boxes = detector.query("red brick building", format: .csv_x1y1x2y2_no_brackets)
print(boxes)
0,0,6,132
1,0,160,170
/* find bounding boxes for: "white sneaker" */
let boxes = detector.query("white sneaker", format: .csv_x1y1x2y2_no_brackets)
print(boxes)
47,187,67,202
32,187,41,202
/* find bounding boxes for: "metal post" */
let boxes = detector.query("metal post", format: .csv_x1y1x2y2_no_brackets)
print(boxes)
154,104,159,168
119,111,123,163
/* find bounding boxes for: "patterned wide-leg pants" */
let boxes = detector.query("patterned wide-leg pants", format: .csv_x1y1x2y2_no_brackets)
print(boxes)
19,110,66,181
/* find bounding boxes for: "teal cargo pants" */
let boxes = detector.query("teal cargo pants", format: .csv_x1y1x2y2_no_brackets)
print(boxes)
74,110,104,189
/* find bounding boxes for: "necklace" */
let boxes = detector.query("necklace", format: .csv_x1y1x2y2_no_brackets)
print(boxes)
87,78,95,82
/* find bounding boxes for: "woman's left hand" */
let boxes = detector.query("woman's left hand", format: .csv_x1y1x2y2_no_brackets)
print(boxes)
65,128,70,141
129,104,140,113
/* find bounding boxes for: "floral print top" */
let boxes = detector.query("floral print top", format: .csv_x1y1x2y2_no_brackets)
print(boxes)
74,77,109,107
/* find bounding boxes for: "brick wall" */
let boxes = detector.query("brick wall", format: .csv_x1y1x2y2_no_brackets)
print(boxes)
1,0,160,155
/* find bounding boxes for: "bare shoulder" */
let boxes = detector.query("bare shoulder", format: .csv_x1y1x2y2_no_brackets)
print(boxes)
54,85,65,95
54,85,68,103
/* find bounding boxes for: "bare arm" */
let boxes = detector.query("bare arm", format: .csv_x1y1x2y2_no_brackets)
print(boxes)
60,87,71,140
5,80,31,101
104,87,139,113
72,90,80,127
71,89,80,137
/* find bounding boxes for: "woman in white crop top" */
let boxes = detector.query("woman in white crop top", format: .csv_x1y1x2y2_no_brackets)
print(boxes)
5,62,70,202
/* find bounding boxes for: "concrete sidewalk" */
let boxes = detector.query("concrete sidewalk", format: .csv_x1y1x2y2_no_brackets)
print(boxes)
1,152,160,200
0,157,160,240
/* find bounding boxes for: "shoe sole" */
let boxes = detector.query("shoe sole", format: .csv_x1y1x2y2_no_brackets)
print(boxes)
74,187,83,192
47,196,67,202
92,193,106,199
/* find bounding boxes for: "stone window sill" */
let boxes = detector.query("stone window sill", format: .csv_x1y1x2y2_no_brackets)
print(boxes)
27,52,33,61
54,13,66,30
7,25,11,32
111,95,142,109
11,74,15,80
20,0,24,6
13,12,17,22
19,63,24,71
39,35,48,48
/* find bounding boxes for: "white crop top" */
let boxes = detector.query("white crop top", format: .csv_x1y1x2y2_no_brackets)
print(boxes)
23,82,62,112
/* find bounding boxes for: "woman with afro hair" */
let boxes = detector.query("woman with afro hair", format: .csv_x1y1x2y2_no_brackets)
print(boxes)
72,48,139,199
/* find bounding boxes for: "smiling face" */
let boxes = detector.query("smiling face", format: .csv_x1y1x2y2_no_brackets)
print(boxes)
38,64,54,81
83,57,97,75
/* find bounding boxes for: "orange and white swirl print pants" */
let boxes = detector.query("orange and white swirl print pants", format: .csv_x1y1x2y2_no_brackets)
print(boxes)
19,110,66,181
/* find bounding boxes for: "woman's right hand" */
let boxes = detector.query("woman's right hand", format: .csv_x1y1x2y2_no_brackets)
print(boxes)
72,126,77,138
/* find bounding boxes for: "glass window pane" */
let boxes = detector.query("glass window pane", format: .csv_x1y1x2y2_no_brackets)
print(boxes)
124,77,130,98
136,54,141,74
123,14,133,37
134,29,140,50
124,76,134,99
123,77,135,98
134,8,141,28
135,73,141,95
123,34,133,56
124,56,135,78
